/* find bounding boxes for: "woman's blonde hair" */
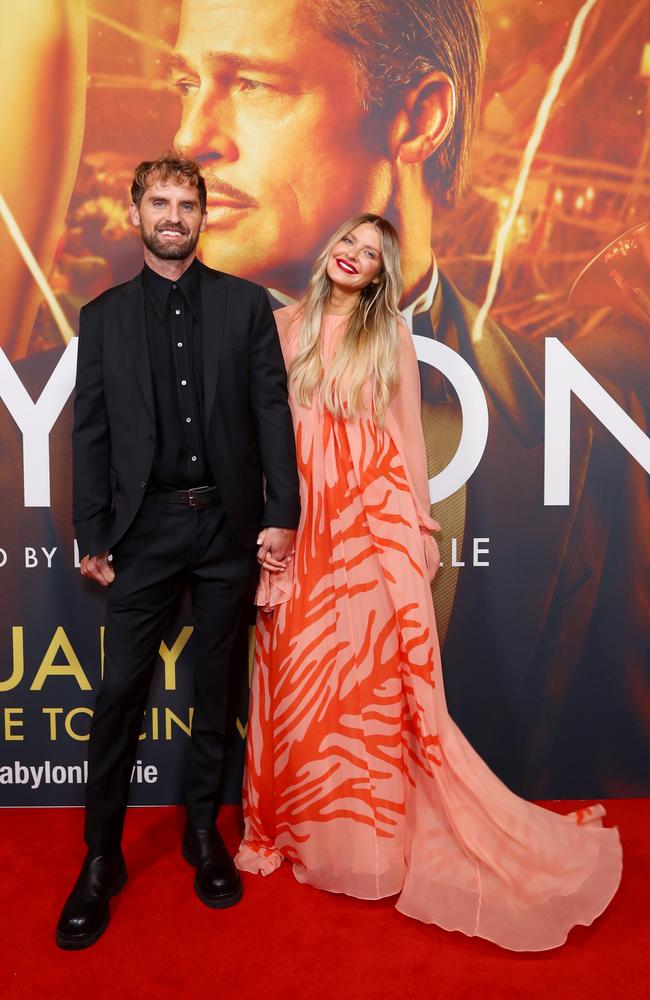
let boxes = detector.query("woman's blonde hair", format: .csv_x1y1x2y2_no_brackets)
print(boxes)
289,214,402,423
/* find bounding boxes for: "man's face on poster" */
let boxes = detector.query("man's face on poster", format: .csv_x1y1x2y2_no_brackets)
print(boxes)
172,0,394,293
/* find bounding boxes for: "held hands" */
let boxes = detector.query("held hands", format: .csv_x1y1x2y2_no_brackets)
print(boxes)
257,527,296,573
80,552,115,587
80,532,297,582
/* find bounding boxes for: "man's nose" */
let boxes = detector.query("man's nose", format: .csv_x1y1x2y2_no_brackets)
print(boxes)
174,86,238,163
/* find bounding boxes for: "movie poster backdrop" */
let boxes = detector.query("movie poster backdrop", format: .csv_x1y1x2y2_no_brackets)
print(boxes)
1,0,649,805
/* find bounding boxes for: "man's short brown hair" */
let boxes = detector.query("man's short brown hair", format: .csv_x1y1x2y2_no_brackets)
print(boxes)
307,0,486,208
131,151,207,212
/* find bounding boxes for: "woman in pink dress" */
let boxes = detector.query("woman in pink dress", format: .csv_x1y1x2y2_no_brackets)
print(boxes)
235,214,622,951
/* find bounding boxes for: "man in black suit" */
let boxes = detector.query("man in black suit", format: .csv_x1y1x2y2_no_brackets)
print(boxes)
55,152,300,949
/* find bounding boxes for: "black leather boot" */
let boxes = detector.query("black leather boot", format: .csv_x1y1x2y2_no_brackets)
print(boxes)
182,824,242,909
56,852,127,950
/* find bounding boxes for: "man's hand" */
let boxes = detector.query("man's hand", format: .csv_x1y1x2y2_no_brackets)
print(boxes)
80,552,115,587
257,527,296,573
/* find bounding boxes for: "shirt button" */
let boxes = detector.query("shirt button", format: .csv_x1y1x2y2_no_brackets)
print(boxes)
175,308,181,315
172,284,177,289
191,455,197,462
177,342,183,347
181,379,187,386
186,416,192,423
139,481,146,488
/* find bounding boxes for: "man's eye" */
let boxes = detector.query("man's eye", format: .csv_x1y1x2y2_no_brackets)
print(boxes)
173,77,199,97
237,77,272,94
152,200,165,207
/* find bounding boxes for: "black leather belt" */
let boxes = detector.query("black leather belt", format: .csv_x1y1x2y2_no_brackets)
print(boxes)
146,485,218,508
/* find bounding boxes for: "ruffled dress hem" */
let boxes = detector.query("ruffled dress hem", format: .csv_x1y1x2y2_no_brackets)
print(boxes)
235,817,622,952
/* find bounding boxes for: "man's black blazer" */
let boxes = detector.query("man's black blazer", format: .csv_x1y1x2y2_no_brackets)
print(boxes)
72,260,300,558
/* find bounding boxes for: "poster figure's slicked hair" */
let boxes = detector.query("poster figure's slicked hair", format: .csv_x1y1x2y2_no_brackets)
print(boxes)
307,0,486,207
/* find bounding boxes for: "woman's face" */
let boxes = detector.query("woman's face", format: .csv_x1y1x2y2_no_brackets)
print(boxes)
326,222,383,294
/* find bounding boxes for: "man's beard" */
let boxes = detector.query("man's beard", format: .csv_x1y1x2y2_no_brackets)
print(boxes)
141,223,199,260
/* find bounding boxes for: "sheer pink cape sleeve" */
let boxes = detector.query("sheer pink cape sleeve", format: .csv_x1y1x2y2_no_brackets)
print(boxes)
384,318,440,582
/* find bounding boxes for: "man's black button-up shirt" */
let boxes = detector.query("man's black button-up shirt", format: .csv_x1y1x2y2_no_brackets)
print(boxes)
142,258,213,489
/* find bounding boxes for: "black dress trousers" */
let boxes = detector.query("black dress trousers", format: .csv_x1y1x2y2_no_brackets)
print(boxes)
83,494,257,854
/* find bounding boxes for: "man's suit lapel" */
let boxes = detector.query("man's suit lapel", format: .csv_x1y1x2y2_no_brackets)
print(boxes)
440,275,544,447
438,275,595,677
118,274,154,421
199,263,228,431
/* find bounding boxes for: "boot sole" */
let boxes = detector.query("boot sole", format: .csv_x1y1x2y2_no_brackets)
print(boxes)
55,868,128,950
182,842,243,910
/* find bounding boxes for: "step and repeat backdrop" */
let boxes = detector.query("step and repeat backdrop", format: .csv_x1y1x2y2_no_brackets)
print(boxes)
1,0,649,806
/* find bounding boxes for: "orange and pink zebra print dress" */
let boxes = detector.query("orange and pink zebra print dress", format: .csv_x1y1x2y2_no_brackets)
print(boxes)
235,305,622,951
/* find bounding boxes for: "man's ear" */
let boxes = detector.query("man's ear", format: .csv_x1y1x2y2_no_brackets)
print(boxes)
128,202,140,227
200,211,207,233
389,72,456,166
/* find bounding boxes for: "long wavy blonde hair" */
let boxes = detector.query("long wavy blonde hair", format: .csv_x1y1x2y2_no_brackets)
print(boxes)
289,214,402,423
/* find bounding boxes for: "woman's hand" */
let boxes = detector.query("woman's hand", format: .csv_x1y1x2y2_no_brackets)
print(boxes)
257,527,296,572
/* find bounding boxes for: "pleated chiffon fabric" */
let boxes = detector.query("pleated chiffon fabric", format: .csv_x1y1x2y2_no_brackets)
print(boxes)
236,307,622,951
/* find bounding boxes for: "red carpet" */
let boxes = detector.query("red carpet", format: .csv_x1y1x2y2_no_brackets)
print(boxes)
1,799,648,999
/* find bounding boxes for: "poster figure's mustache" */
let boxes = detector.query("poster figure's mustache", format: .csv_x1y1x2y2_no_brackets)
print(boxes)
203,174,258,207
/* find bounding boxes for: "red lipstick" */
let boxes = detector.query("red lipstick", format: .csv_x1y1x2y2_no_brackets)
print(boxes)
335,258,358,275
